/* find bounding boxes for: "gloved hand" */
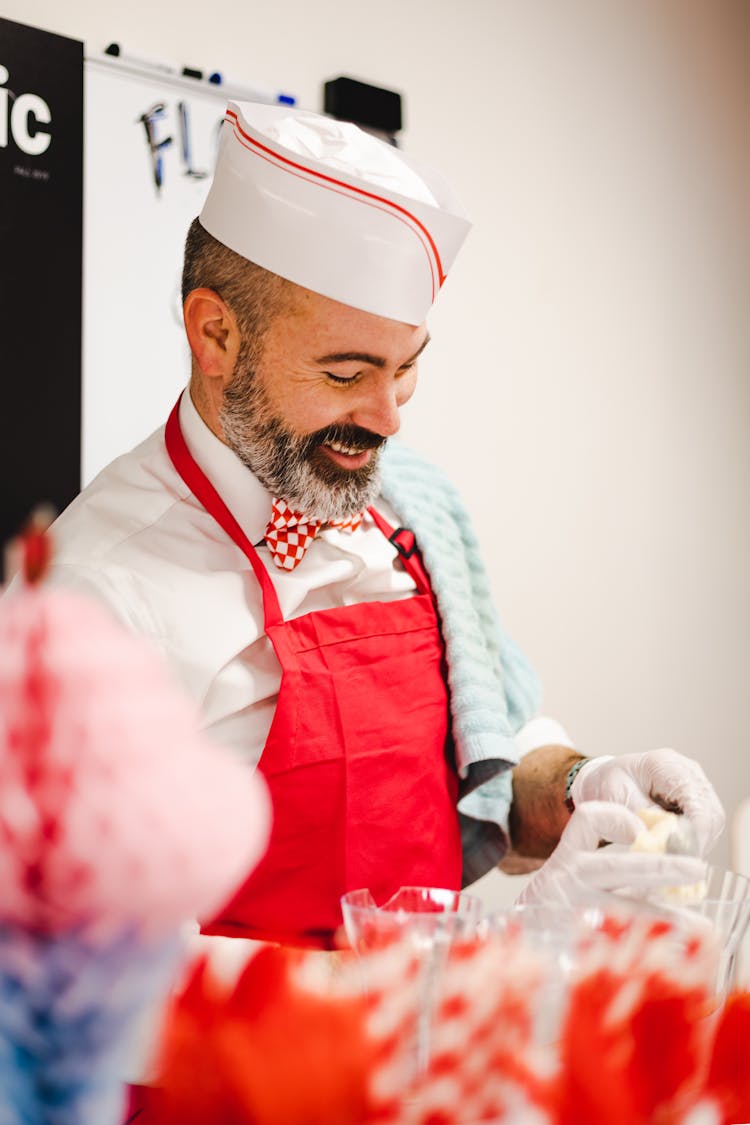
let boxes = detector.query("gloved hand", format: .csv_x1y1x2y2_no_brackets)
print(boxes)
569,748,724,856
515,801,707,907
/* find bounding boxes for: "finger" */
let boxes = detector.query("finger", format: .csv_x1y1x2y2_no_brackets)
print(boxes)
628,749,725,854
572,758,650,813
665,787,725,855
561,801,644,850
628,748,708,813
690,807,725,856
577,851,706,892
673,805,724,856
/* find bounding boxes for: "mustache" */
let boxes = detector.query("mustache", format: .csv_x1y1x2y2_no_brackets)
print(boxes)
302,423,387,454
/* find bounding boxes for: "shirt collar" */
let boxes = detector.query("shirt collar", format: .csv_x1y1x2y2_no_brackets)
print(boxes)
178,387,271,544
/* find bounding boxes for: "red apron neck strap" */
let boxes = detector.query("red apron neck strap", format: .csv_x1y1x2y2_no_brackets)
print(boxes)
164,396,284,631
366,506,431,595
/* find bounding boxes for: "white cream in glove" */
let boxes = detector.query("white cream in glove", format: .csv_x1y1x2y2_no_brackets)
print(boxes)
515,801,707,907
569,749,724,856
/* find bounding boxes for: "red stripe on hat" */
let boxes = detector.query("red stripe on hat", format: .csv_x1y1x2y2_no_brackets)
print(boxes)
227,119,438,302
225,109,446,294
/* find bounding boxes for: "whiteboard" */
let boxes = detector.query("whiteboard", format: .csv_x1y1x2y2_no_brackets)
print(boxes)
82,58,275,483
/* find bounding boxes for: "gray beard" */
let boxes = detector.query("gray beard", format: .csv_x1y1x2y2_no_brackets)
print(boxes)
219,358,385,523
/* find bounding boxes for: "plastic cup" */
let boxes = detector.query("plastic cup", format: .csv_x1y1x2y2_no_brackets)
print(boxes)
341,886,483,1076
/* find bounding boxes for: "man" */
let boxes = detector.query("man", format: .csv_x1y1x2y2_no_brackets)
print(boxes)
43,102,721,944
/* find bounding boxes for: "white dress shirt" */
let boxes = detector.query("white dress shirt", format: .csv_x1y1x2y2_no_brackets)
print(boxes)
44,389,571,769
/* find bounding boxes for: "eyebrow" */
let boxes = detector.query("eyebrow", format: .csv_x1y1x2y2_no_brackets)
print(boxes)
314,332,431,369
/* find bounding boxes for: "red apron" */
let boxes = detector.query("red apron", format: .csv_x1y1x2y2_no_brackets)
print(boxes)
165,398,462,946
124,401,463,1120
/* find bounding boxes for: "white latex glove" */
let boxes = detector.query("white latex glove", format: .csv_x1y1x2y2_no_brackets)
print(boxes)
569,748,725,856
515,801,707,907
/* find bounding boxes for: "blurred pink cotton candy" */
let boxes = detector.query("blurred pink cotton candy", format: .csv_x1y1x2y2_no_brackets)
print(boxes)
0,582,271,939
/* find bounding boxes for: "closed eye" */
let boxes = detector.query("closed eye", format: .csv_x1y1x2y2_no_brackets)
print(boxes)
325,371,359,385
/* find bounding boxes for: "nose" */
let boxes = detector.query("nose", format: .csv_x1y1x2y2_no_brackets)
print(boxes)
349,371,415,438
349,380,404,438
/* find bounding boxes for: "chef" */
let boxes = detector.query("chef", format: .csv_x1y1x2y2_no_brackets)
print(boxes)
43,102,722,946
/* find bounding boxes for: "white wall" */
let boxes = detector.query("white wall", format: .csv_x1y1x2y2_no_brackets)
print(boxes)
3,0,749,894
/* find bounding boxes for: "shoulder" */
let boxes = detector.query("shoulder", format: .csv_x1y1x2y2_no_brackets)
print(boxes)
45,428,267,696
47,425,219,637
52,426,187,567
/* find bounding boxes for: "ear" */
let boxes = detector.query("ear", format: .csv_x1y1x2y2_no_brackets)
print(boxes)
183,288,241,383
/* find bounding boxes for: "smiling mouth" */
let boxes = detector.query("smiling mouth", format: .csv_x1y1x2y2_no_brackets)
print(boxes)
320,441,374,470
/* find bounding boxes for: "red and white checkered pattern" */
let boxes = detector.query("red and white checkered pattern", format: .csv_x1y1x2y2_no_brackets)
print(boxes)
264,497,363,571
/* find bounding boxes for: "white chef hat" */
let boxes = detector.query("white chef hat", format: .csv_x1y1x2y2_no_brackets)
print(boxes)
199,102,472,325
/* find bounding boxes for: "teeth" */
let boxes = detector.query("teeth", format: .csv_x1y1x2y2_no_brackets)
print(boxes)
328,441,364,455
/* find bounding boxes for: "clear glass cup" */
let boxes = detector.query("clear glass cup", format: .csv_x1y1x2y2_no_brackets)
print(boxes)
481,903,602,1044
645,864,750,997
489,865,750,1003
340,886,483,1076
341,885,482,951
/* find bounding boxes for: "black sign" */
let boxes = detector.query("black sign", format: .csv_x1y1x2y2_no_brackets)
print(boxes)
0,17,83,570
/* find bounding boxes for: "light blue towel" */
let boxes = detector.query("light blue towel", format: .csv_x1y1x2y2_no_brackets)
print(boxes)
380,441,542,882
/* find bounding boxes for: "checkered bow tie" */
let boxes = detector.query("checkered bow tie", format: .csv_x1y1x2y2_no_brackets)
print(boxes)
264,498,364,571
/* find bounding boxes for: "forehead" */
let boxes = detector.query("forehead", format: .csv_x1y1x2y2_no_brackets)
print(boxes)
265,283,427,363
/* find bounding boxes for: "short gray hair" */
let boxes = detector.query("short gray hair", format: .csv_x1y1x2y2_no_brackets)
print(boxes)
181,218,292,357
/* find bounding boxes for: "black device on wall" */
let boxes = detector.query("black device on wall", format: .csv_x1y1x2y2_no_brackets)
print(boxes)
0,17,84,574
323,75,403,146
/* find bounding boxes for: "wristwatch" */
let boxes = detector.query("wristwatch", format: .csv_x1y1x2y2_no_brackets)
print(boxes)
564,758,589,813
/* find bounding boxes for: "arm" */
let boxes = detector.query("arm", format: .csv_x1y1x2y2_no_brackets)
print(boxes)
499,744,583,873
